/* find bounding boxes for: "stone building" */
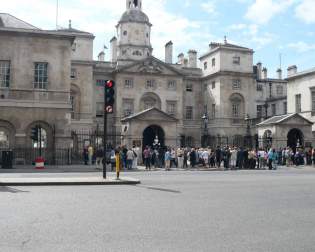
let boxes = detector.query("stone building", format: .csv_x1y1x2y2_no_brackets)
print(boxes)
4,0,312,165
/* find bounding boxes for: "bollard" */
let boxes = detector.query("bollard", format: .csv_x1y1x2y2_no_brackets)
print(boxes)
115,153,120,180
35,157,45,169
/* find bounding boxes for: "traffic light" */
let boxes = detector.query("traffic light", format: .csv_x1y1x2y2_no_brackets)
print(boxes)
104,80,115,114
31,126,39,141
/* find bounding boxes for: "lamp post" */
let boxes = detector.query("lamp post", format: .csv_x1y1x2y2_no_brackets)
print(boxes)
244,114,252,148
202,113,208,147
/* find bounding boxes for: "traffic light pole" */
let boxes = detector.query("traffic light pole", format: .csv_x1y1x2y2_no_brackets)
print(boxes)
103,93,107,179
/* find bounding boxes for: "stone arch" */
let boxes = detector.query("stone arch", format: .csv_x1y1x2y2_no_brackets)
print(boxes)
26,121,54,149
0,120,16,148
140,92,162,111
229,93,245,119
287,128,304,151
70,84,81,120
142,125,165,149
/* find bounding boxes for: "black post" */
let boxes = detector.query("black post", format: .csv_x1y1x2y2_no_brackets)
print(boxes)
103,96,107,180
39,125,42,156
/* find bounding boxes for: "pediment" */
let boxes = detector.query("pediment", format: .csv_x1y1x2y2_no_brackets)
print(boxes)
118,57,183,76
121,107,177,122
281,115,313,126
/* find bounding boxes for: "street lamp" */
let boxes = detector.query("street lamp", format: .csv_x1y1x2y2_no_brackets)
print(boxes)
244,114,252,148
202,113,208,147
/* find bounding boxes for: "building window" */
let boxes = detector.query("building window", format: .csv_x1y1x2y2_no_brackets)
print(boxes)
311,91,315,113
204,62,207,70
283,102,287,114
295,94,301,113
72,43,77,52
186,83,193,92
204,83,208,91
70,68,76,79
132,50,142,56
123,31,127,36
233,56,240,65
34,62,48,89
212,104,216,118
212,58,215,67
123,99,134,116
271,104,276,116
257,83,263,91
276,85,283,96
232,79,241,90
167,101,177,115
167,80,176,90
96,80,107,87
212,81,215,89
257,105,262,118
185,106,193,120
125,79,134,88
96,102,104,117
146,79,156,89
232,103,240,117
0,60,10,88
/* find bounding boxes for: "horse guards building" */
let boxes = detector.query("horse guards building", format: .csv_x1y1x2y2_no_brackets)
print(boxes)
0,0,314,164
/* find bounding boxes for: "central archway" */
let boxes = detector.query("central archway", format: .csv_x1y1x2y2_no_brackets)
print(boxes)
287,128,304,151
143,125,165,149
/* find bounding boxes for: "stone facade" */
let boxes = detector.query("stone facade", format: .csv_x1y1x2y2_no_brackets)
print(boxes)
4,1,311,153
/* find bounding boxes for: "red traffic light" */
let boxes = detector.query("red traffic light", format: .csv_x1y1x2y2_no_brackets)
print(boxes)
106,80,113,88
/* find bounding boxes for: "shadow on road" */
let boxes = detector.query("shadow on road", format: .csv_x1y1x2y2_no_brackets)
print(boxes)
132,185,181,194
0,186,29,193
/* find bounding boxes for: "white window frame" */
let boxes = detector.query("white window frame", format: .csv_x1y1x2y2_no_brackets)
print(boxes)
232,79,241,90
34,62,48,89
124,79,134,89
0,60,10,88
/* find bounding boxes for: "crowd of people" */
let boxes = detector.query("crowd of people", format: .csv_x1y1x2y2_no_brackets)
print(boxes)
83,144,315,171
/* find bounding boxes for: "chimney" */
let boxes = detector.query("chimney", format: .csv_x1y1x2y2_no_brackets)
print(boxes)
165,41,173,64
262,67,268,79
256,62,262,79
98,51,105,61
188,50,197,68
110,37,117,63
287,65,297,77
277,68,282,80
177,53,184,65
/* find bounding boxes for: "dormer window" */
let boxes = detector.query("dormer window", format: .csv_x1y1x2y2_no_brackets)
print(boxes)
212,58,215,67
204,62,208,70
233,56,240,65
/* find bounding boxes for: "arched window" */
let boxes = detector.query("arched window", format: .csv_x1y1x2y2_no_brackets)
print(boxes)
0,130,9,148
140,92,162,111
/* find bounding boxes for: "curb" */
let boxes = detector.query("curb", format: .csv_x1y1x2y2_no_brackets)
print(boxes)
0,178,140,186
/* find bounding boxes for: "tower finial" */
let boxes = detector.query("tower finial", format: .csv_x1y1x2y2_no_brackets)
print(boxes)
69,20,72,29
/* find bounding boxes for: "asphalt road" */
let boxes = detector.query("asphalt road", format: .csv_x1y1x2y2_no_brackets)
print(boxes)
1,167,315,252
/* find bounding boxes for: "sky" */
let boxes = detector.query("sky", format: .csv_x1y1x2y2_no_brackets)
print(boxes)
1,0,315,78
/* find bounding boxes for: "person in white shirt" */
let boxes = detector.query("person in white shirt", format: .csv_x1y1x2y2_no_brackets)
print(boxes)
126,149,134,170
202,149,209,168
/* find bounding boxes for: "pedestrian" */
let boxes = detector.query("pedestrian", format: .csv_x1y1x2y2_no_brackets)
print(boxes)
164,149,171,171
143,146,151,170
215,146,222,168
95,148,103,170
126,148,134,170
190,148,196,168
132,146,138,169
230,147,237,169
83,147,89,165
88,145,94,165
170,148,177,168
177,148,184,168
183,148,188,169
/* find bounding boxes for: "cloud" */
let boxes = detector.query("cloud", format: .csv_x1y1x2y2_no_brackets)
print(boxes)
245,0,296,25
201,1,217,15
295,0,315,24
288,41,315,53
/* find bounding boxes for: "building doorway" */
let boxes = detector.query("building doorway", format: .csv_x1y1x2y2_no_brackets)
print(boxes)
287,128,304,151
143,125,165,149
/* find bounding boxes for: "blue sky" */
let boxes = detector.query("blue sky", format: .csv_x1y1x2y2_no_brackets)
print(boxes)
1,0,315,78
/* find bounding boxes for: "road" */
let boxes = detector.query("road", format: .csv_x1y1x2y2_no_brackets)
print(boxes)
1,167,315,252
